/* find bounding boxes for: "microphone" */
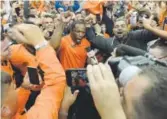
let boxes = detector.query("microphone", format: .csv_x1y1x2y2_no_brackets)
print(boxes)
115,44,147,56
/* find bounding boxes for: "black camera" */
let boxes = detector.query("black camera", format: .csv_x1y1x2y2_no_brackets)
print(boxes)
108,55,167,79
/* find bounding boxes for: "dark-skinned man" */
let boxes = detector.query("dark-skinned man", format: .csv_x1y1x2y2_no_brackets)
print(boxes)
50,20,90,70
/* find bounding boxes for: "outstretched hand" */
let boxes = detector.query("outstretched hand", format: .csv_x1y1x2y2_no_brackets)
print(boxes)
60,86,79,113
87,63,126,119
12,24,46,46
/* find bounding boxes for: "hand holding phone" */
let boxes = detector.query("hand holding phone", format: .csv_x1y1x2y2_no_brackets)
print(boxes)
27,67,40,85
21,68,44,91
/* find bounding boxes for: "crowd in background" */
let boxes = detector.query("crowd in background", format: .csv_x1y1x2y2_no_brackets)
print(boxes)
1,0,167,119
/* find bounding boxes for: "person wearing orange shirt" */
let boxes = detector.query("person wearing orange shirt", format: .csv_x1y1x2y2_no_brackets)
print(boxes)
58,21,90,70
1,34,32,116
101,23,110,38
49,15,90,70
1,24,66,119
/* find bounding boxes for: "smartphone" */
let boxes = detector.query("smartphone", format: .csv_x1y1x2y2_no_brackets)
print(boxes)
27,67,40,85
66,68,88,87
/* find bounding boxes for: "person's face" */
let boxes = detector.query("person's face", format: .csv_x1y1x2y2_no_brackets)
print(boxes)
44,18,54,31
81,10,87,18
149,47,167,61
101,24,106,33
138,14,149,28
1,37,12,61
121,74,150,119
160,2,167,10
72,24,86,43
1,83,18,119
113,20,128,39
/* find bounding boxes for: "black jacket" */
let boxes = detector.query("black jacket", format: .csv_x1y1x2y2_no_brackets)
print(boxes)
86,27,158,54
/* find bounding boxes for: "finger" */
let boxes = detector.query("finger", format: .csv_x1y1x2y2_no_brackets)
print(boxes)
87,65,95,84
11,28,28,44
149,15,154,20
99,63,115,82
92,64,103,82
73,90,79,97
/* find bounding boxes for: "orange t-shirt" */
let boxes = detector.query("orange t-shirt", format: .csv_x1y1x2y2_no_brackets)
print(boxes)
59,35,90,70
9,44,38,76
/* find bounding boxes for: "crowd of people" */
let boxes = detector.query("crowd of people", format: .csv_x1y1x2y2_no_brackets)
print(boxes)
1,0,167,119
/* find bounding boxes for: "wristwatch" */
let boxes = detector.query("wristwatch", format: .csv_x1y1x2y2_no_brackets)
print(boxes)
35,40,48,50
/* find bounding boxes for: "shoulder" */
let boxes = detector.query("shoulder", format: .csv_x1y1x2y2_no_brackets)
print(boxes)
61,35,71,42
82,38,91,46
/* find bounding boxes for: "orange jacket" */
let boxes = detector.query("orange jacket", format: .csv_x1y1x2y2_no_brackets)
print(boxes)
31,0,45,12
59,35,90,70
13,44,66,119
83,0,104,15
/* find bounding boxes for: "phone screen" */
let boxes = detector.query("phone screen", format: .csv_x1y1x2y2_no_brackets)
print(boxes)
66,69,88,87
27,67,40,85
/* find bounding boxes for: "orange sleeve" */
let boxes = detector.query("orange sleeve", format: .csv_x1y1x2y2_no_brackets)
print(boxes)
36,45,65,86
31,1,37,9
17,88,31,114
23,45,66,119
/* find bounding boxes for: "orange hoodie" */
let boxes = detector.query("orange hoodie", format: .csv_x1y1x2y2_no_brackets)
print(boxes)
11,44,66,119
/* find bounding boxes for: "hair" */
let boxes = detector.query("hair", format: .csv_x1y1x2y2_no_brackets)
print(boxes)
44,14,54,19
150,40,167,49
27,14,36,18
70,20,85,32
138,8,151,18
134,65,167,119
114,17,128,26
149,40,167,57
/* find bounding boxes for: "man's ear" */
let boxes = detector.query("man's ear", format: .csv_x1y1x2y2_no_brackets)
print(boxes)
113,27,116,34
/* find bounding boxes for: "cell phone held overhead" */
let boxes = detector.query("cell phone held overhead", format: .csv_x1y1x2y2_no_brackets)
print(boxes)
27,67,40,85
66,68,88,87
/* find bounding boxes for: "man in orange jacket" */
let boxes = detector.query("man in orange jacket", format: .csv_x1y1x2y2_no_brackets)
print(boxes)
1,24,66,119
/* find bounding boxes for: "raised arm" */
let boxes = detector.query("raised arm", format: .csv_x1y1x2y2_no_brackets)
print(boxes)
143,16,167,40
49,21,65,50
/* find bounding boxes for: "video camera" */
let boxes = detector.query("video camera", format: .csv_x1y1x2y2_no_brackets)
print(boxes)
108,55,167,80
